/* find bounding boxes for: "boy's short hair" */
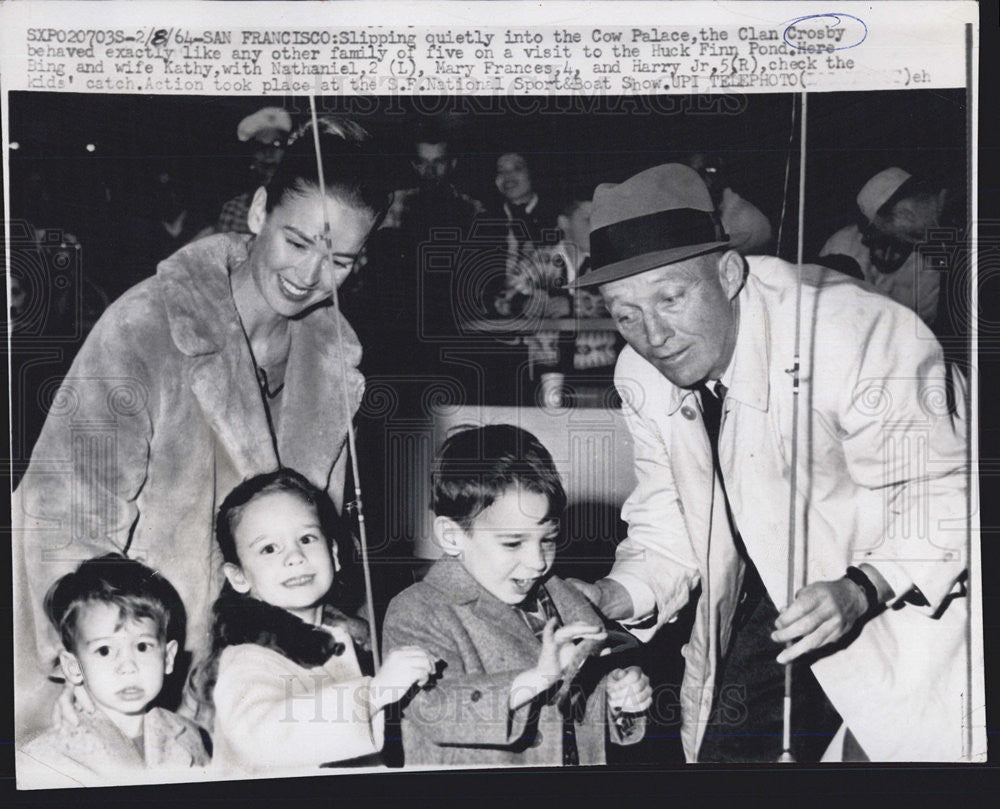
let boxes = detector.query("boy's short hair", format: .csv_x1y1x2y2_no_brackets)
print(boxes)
44,553,183,654
216,467,339,566
432,424,567,531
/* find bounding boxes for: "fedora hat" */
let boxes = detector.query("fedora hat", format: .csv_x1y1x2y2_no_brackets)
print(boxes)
570,163,729,288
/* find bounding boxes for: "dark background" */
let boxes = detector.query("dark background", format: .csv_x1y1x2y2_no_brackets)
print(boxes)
8,88,966,288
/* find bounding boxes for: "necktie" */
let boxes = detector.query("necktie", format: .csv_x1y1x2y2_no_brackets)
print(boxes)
697,381,727,462
697,382,764,607
514,586,582,765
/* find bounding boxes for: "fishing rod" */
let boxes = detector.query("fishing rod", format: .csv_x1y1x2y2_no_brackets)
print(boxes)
778,89,808,764
307,93,381,671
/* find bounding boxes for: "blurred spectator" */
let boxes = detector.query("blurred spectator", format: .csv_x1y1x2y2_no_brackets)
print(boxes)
215,106,292,234
381,123,484,238
687,152,773,255
497,191,621,379
820,167,960,332
489,151,560,270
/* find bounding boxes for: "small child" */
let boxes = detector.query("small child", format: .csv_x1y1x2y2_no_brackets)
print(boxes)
383,425,651,767
203,468,435,776
18,554,209,788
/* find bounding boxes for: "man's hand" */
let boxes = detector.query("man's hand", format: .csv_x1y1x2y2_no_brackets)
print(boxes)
771,579,869,665
566,577,635,621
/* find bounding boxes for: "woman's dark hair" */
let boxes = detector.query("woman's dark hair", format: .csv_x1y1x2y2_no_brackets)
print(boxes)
44,553,185,653
263,116,393,220
215,467,338,567
431,424,567,531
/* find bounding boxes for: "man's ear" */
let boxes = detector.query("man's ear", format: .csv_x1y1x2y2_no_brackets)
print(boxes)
717,250,747,301
163,639,179,676
247,186,269,235
58,650,85,686
223,562,251,594
433,516,465,557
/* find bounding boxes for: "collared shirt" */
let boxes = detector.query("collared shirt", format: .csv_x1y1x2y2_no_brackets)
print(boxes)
216,191,253,235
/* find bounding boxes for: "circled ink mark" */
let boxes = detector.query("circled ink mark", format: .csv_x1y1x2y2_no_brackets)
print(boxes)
783,13,868,52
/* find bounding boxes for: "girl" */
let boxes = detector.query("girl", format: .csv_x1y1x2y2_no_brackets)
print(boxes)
203,469,435,776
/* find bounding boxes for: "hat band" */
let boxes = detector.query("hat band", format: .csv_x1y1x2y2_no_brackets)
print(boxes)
590,208,722,272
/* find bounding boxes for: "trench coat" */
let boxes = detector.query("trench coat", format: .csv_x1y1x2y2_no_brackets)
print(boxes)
608,256,972,762
17,705,209,789
13,234,365,741
382,558,644,767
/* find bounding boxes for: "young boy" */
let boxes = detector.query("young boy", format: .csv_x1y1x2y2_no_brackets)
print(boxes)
383,425,651,767
17,554,209,788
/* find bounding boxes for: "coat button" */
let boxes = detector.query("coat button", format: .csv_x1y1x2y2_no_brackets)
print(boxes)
470,690,482,702
681,406,697,420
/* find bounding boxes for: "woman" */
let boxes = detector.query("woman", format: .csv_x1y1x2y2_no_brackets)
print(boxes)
13,117,393,742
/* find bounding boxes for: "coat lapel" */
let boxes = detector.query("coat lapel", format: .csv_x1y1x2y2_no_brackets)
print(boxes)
143,708,205,768
158,234,278,479
424,558,540,653
277,307,364,489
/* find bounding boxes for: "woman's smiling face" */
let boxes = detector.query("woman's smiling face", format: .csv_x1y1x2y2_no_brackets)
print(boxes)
247,185,375,319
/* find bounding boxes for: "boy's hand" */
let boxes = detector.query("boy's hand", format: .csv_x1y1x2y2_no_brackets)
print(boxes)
536,619,606,682
50,682,95,729
606,667,652,714
370,646,437,711
510,619,606,711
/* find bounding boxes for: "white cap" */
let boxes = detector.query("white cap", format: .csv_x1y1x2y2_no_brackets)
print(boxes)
237,107,292,143
856,167,912,222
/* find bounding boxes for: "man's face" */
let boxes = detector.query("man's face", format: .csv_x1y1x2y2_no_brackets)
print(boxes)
251,128,288,184
412,142,455,185
496,153,534,205
873,196,939,245
600,252,742,388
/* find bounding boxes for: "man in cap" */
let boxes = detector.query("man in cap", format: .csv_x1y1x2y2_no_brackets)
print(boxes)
215,106,292,235
820,167,957,331
568,164,971,762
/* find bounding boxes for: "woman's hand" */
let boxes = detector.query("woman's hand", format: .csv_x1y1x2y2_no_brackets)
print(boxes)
606,666,652,715
369,646,437,711
50,682,96,729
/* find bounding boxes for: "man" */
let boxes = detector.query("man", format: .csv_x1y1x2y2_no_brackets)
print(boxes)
688,152,773,255
381,127,484,235
820,167,958,331
215,106,292,234
569,163,970,762
357,126,484,373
